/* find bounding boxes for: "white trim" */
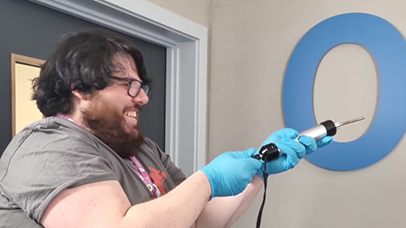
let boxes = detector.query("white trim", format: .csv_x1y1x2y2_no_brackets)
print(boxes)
29,0,208,176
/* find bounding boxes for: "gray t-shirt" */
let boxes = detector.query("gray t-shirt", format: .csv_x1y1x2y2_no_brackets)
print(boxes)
0,117,186,227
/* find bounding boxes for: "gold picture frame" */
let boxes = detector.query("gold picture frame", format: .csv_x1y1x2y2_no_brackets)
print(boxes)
11,53,45,137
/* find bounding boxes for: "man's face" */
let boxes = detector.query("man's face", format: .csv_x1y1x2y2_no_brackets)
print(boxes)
81,54,149,158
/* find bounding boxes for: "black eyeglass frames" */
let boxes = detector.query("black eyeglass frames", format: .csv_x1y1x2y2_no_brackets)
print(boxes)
109,76,149,98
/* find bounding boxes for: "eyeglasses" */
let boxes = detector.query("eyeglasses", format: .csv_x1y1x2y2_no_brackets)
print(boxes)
109,76,149,98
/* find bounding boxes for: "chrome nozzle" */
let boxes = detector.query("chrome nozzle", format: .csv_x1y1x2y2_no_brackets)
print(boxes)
335,116,365,128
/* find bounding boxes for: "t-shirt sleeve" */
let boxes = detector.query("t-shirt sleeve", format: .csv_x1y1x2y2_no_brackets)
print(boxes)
144,138,186,186
0,125,118,224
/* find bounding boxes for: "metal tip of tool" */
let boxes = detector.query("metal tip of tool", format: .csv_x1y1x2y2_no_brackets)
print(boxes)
335,116,365,128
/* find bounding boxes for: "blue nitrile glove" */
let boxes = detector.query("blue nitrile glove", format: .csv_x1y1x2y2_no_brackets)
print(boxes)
200,148,262,198
299,135,334,155
255,128,333,178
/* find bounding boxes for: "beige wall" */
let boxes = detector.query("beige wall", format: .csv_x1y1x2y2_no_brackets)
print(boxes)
145,0,211,27
147,0,406,227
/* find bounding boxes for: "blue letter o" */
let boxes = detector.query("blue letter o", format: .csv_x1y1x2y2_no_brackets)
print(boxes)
283,13,406,171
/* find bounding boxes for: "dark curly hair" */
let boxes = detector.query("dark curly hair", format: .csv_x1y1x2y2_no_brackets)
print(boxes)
32,30,151,117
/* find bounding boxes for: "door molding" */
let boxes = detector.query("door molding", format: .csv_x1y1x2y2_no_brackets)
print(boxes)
29,0,208,175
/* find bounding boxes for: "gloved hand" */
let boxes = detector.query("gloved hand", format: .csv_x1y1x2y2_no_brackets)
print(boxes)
200,148,262,198
300,134,333,155
255,128,333,178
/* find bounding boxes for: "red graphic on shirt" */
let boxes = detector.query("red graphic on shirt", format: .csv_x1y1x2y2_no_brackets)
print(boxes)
148,167,167,195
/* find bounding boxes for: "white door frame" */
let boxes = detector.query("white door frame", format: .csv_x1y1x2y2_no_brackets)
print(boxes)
29,0,208,176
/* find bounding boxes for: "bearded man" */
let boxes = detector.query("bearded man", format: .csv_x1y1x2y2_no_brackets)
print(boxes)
0,30,331,228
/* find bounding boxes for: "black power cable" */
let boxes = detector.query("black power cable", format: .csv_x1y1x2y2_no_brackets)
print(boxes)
255,167,268,228
252,143,280,228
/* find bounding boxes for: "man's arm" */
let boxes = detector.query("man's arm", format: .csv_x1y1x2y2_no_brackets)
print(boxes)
41,171,211,228
195,175,263,228
41,150,261,228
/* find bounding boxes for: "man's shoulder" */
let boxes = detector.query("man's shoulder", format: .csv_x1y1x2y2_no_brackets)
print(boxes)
14,116,95,146
141,137,164,157
143,137,158,148
1,117,101,162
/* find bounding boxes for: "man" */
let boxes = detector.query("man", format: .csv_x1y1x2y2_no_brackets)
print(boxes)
0,30,332,227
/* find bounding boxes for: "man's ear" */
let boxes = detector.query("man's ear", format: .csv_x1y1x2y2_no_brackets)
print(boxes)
71,89,92,101
71,83,91,101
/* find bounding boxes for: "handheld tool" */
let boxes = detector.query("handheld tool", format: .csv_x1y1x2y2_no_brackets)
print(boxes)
253,116,365,162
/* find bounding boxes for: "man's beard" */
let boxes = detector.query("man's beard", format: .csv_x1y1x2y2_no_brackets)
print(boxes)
81,97,145,158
